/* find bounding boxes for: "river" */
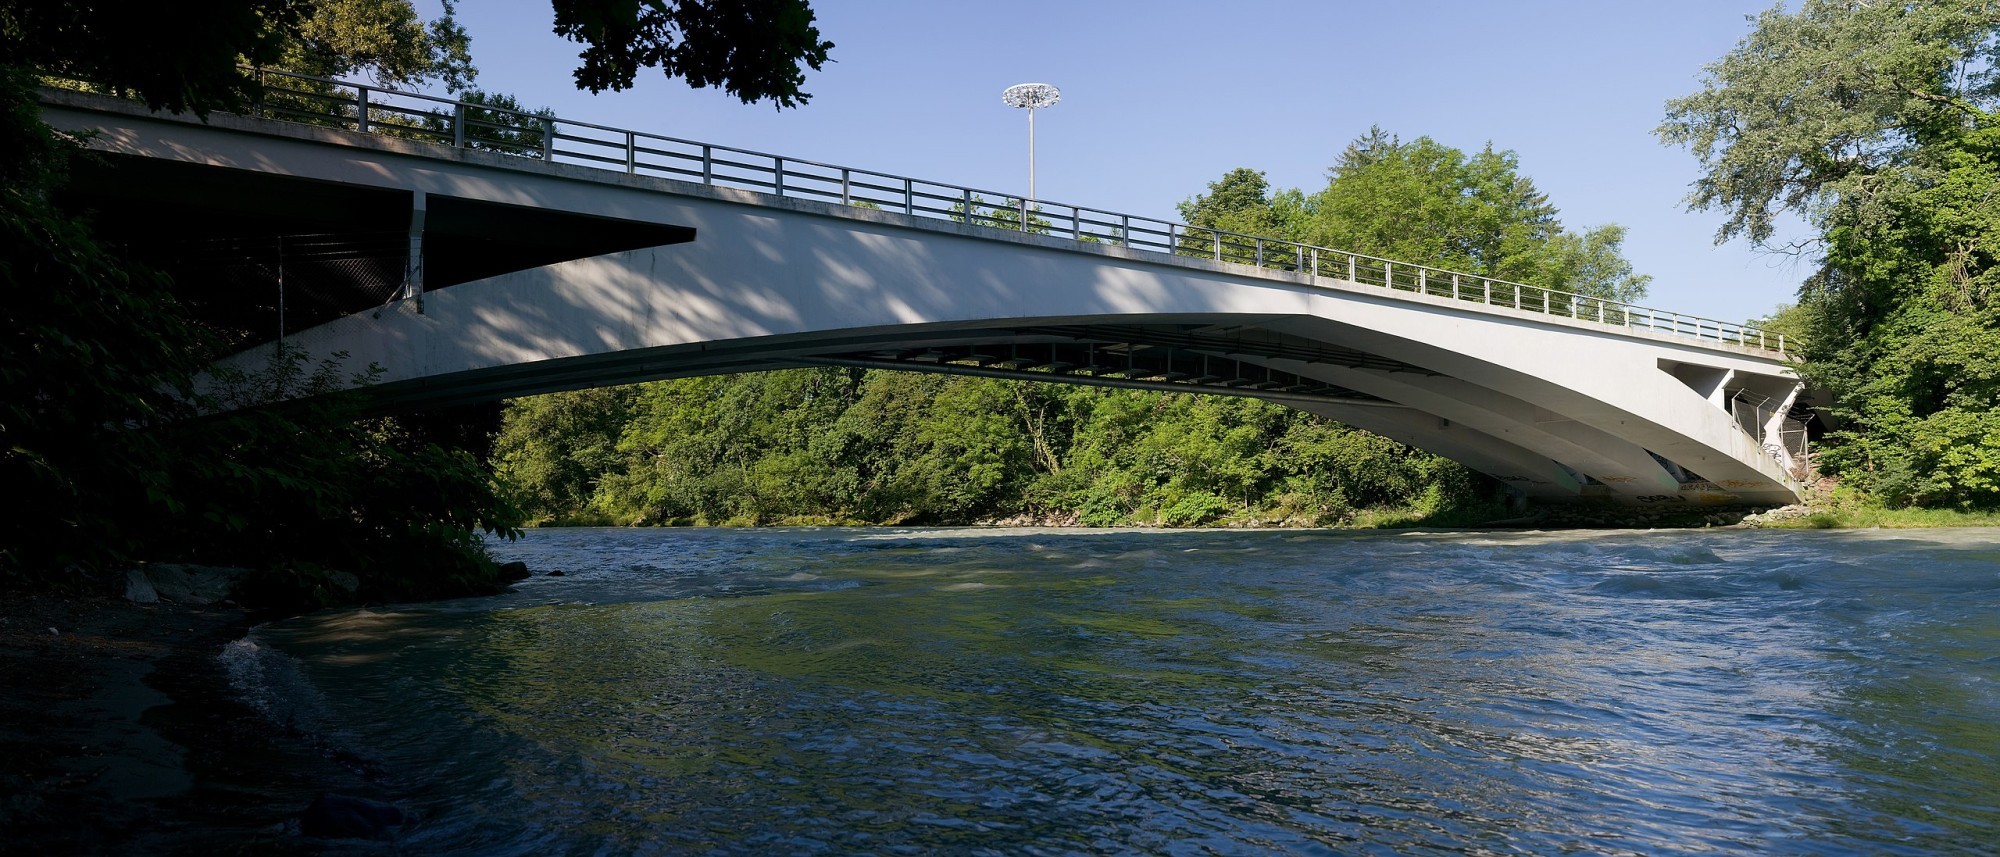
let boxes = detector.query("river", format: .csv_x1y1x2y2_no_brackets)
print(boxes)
230,527,2000,855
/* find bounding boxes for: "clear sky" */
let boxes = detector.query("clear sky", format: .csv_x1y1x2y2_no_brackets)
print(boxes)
430,1,1805,325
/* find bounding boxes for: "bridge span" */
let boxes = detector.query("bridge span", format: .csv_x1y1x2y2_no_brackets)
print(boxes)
40,75,1810,505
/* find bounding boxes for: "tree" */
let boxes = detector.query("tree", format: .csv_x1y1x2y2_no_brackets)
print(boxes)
1302,130,1649,301
280,0,475,92
551,0,834,108
1662,0,2000,507
1175,131,1650,301
1659,0,2000,249
1175,168,1305,265
5,0,833,116
0,68,211,575
0,0,305,114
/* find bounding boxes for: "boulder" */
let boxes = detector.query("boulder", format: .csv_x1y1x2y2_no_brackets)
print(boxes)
497,561,531,581
545,570,567,577
124,569,159,604
327,570,361,595
300,793,404,840
141,564,249,605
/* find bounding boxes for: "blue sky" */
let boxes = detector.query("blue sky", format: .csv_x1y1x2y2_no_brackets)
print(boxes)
433,1,1804,324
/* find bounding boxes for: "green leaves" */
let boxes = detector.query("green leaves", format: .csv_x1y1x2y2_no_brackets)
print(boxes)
1676,2,2000,508
551,0,833,108
1660,0,2000,247
494,370,1496,528
1176,130,1649,302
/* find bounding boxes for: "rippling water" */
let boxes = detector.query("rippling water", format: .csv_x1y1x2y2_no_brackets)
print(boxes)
236,527,2000,855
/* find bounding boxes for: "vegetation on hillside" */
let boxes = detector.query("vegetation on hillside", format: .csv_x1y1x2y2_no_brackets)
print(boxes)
1663,0,2000,509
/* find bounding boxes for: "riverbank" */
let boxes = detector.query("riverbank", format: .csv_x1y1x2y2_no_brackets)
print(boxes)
0,595,386,855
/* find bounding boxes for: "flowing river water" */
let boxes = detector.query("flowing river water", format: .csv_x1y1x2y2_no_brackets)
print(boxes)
229,527,2000,855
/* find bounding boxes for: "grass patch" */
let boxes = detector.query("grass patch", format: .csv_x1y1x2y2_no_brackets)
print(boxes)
1761,505,2000,529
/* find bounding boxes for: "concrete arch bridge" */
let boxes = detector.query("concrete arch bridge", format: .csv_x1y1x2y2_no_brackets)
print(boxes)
40,73,1813,505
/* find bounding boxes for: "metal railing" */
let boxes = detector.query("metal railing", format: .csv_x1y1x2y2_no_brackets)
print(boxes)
200,69,1787,354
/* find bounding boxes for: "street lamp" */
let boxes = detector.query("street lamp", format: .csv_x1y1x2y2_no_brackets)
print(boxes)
1002,82,1060,202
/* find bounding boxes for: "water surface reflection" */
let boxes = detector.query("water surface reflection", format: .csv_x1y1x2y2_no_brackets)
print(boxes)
247,528,2000,855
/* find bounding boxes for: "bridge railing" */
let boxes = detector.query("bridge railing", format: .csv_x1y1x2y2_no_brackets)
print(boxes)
152,69,1789,355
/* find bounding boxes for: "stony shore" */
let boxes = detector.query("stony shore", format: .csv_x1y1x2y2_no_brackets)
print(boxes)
0,595,390,855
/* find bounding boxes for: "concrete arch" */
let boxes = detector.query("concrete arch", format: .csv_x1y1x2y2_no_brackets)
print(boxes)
42,91,1804,505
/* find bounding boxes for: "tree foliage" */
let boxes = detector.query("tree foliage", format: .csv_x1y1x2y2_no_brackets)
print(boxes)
1660,0,2000,248
1,0,306,114
280,0,476,92
1178,130,1651,302
1664,1,2000,508
551,0,834,107
494,370,1500,528
0,67,210,574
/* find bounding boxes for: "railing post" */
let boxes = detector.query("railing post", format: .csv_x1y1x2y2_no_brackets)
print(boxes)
1483,279,1491,304
702,145,713,184
1452,273,1460,300
1779,334,1786,354
1385,262,1393,289
1255,238,1264,267
1348,254,1356,282
1213,230,1221,261
1071,207,1080,240
1419,268,1427,295
453,103,465,148
963,188,974,224
1296,244,1304,272
355,87,369,132
1310,248,1318,278
540,117,553,160
625,131,636,173
1760,330,1767,350
773,157,784,196
841,168,851,205
1121,214,1131,248
1514,286,1521,310
904,178,914,215
1543,289,1550,314
1597,301,1605,323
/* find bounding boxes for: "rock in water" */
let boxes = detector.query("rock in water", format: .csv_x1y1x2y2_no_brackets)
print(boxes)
141,564,249,604
546,570,567,577
300,793,405,840
498,561,531,581
124,569,159,604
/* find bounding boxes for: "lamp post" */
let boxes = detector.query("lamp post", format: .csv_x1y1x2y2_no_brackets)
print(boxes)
1001,83,1060,202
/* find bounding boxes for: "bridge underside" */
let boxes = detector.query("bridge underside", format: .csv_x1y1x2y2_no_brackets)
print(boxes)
43,91,1810,507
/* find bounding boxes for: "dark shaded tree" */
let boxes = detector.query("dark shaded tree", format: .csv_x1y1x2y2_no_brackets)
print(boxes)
552,0,834,107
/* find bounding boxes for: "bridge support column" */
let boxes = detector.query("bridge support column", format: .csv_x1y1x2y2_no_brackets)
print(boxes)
405,189,426,312
1761,383,1804,471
